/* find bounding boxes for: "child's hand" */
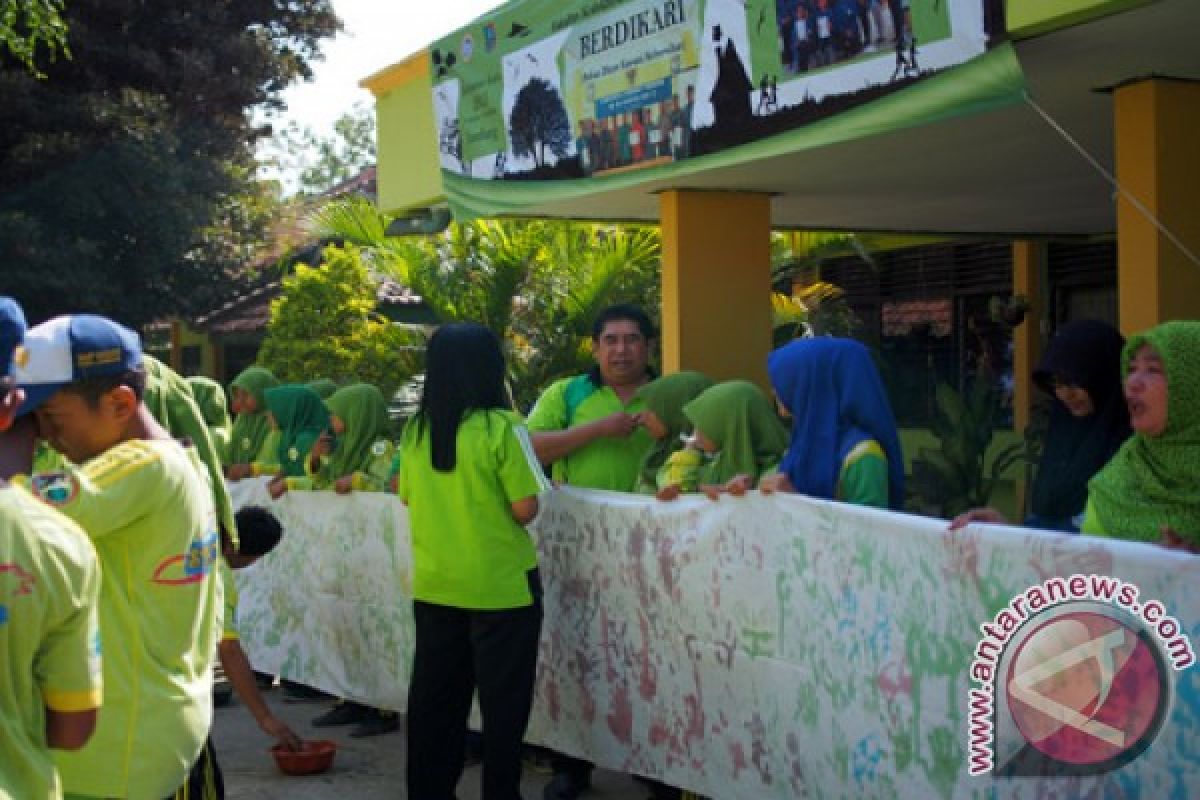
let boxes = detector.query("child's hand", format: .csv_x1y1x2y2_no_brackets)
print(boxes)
1160,526,1200,554
948,507,1007,531
700,483,723,502
226,463,252,481
334,476,354,494
655,484,683,502
312,432,333,458
758,472,794,495
267,477,288,500
722,474,753,496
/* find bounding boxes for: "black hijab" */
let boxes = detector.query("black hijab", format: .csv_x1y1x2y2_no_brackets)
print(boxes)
1029,320,1131,527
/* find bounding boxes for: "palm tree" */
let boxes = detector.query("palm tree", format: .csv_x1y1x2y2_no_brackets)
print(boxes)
309,197,661,410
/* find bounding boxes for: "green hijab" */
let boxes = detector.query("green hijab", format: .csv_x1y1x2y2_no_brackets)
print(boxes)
142,356,238,548
306,379,339,400
187,376,232,459
264,385,330,477
683,380,790,485
634,371,714,488
1088,321,1200,544
227,366,279,465
324,383,391,479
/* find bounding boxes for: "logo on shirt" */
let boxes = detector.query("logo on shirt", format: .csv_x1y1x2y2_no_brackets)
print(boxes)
31,471,79,507
151,532,219,586
372,440,388,457
0,562,37,625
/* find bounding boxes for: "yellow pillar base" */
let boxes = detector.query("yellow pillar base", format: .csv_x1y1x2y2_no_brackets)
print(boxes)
1115,78,1200,334
659,190,773,388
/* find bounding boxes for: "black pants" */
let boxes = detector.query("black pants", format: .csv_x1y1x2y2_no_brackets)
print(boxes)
407,577,542,800
169,735,223,799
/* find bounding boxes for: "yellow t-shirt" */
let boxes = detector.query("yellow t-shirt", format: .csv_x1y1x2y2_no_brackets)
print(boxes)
0,485,102,800
31,439,222,799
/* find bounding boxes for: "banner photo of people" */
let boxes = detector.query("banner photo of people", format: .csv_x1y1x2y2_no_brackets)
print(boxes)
431,0,1007,182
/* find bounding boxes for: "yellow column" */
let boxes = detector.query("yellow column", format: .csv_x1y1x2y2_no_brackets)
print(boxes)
660,190,773,388
1011,241,1045,432
1114,78,1200,334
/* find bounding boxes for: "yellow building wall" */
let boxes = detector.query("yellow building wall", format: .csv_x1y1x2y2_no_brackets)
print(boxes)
1114,79,1200,334
362,53,445,215
1006,0,1154,39
660,191,773,389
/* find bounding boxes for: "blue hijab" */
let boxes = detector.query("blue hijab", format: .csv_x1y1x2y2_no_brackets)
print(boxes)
768,338,905,509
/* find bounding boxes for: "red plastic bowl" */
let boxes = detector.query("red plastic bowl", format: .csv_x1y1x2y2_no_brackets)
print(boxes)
270,739,337,776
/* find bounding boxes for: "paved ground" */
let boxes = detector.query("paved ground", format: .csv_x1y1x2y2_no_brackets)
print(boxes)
214,689,648,800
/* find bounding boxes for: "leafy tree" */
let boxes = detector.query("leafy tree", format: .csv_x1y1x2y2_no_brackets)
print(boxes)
258,245,420,399
267,101,377,195
0,0,340,327
310,197,662,409
508,78,571,169
1,0,69,76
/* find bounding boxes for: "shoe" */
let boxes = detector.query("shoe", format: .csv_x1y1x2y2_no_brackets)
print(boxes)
253,671,275,690
543,770,591,800
281,682,332,703
349,710,400,738
523,748,554,775
312,701,369,727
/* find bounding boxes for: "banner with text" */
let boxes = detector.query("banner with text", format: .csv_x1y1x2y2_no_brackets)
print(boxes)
229,479,1200,798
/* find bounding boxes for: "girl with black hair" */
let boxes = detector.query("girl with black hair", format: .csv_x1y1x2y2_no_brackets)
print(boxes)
398,323,550,800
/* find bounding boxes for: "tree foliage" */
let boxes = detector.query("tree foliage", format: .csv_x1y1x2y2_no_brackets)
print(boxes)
310,197,662,409
1,0,69,76
508,78,571,168
0,0,339,326
258,245,420,399
268,100,377,196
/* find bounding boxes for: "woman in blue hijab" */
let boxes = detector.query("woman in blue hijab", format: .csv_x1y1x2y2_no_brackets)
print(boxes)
763,337,905,509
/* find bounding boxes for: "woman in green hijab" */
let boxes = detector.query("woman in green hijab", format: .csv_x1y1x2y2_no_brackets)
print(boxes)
188,376,232,461
289,383,396,493
633,371,713,498
682,380,790,497
262,384,330,499
1083,320,1200,549
225,366,280,479
306,378,339,400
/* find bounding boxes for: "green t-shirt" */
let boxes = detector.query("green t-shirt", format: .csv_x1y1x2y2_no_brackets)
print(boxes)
0,486,102,800
526,376,653,491
399,410,550,610
838,440,889,509
30,439,222,800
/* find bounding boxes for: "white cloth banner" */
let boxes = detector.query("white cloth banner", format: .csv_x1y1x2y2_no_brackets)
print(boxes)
228,479,1200,798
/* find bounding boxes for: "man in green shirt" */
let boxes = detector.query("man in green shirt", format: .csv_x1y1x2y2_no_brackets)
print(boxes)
14,314,222,800
0,297,101,800
527,304,656,800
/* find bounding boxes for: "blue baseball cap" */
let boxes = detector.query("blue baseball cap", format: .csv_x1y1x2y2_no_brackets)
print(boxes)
0,297,27,378
12,314,144,415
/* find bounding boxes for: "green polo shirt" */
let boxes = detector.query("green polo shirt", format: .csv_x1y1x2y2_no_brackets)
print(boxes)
526,375,653,491
0,486,102,800
399,410,550,610
32,439,222,800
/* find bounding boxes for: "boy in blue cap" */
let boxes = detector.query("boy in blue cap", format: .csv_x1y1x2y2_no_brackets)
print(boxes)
0,297,102,800
13,313,221,800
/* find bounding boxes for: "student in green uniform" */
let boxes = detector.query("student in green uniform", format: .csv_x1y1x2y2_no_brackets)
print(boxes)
683,380,790,498
527,304,657,800
0,298,102,800
224,366,280,479
399,323,550,800
262,384,329,499
634,370,713,498
14,314,222,800
285,382,396,494
759,337,904,509
1080,320,1200,548
188,376,233,461
289,382,402,736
